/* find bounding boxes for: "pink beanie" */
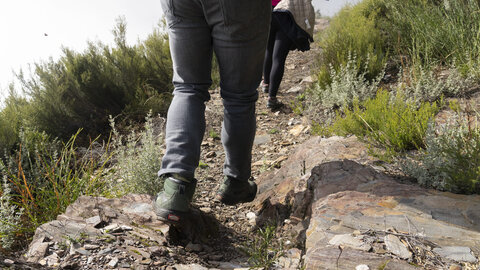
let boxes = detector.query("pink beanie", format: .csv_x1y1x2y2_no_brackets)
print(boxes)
272,0,281,7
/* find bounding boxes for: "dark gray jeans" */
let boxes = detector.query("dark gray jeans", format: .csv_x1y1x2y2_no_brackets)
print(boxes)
158,0,271,182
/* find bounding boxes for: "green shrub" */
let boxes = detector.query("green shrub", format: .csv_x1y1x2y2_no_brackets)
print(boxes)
308,54,383,110
0,128,110,239
400,114,480,194
315,0,386,86
394,66,477,103
0,88,31,152
241,225,284,269
377,0,480,73
331,88,440,159
107,112,164,196
17,18,173,142
0,177,23,250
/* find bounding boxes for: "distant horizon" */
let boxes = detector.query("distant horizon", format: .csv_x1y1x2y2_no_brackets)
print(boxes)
0,0,360,104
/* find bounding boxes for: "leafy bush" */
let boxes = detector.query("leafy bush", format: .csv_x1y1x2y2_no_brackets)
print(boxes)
241,225,284,269
331,88,440,159
308,54,383,110
375,0,480,73
394,67,477,103
0,177,23,250
16,18,173,142
0,128,111,240
107,112,164,196
0,88,31,152
400,113,480,194
315,0,386,87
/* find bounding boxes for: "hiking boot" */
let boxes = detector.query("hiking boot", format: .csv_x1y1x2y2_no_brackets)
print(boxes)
154,175,197,223
215,177,257,205
267,97,282,109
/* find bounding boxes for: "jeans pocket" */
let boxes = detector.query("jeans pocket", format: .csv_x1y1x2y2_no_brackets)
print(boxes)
160,0,181,28
219,0,271,39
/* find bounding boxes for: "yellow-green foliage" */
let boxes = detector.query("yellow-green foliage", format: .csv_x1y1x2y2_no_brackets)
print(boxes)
0,90,31,152
331,88,440,158
316,0,386,87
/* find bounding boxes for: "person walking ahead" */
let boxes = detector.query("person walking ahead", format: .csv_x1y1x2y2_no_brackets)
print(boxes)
262,0,315,109
154,0,271,223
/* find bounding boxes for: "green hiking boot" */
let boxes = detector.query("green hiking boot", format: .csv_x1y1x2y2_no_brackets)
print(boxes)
154,175,197,223
215,177,257,205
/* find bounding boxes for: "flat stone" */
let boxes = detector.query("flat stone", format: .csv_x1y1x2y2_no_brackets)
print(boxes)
287,85,302,93
329,234,371,252
107,257,119,268
26,242,50,263
254,134,271,145
433,246,477,263
384,235,411,260
3,259,15,265
289,125,306,137
171,264,208,270
301,76,314,84
356,265,370,270
185,242,203,252
85,215,102,227
39,253,59,267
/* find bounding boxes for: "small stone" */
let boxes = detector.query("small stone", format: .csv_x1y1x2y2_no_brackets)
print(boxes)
384,235,412,260
4,259,15,265
185,242,203,252
209,254,223,261
289,125,305,137
26,242,50,263
199,207,212,214
449,264,462,270
246,212,256,220
206,151,216,158
301,76,314,84
287,85,302,93
43,253,60,267
140,258,152,265
87,257,94,264
84,244,100,250
356,265,370,270
433,246,477,263
98,247,113,255
86,215,102,227
108,257,119,268
329,234,371,252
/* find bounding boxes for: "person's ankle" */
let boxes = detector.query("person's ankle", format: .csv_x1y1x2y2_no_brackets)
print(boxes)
167,173,192,183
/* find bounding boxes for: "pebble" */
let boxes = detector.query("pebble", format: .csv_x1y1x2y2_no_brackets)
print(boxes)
246,212,256,220
107,257,119,268
356,265,370,270
186,242,203,252
3,259,15,265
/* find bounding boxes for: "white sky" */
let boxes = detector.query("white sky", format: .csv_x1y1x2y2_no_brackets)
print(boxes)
0,0,359,103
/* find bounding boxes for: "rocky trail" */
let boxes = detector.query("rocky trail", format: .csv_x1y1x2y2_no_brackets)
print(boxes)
3,19,480,270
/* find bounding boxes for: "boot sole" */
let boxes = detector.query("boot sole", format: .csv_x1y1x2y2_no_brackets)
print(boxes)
154,203,189,224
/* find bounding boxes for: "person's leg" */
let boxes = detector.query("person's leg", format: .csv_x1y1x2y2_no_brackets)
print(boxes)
155,0,213,222
268,29,292,98
158,0,213,180
262,20,277,90
204,0,270,204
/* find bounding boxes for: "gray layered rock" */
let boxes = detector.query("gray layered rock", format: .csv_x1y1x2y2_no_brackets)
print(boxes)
254,136,480,269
